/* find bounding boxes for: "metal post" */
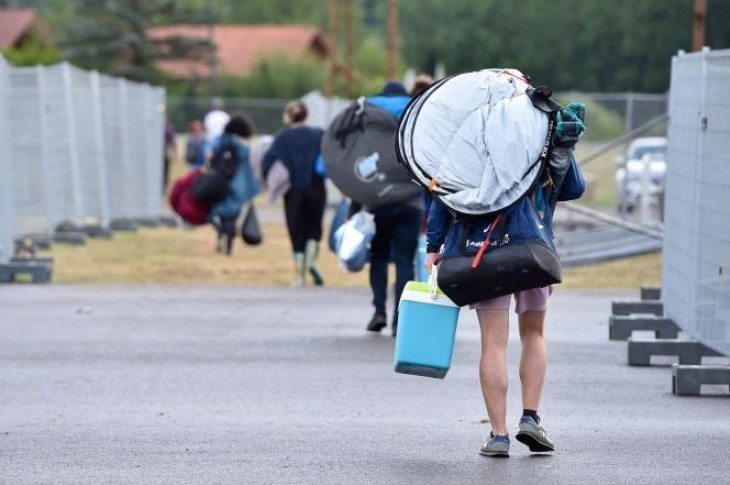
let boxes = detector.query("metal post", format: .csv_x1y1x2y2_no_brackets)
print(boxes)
625,91,634,133
692,0,707,52
344,0,354,98
325,0,339,98
387,0,399,80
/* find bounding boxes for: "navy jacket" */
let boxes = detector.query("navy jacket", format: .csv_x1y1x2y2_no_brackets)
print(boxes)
262,126,324,189
426,149,585,253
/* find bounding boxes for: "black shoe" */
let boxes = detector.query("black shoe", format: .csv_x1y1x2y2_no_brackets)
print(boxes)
366,312,387,332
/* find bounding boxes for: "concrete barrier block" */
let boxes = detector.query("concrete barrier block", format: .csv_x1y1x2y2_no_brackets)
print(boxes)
672,364,730,395
628,338,723,366
640,286,661,301
612,300,663,317
0,260,53,283
609,316,680,340
83,225,113,239
136,217,160,228
159,215,178,228
110,219,139,232
53,231,87,245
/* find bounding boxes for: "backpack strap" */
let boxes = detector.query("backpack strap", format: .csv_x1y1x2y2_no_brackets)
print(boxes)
335,97,366,148
470,211,508,269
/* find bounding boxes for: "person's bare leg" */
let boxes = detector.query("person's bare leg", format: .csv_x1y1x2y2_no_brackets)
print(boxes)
477,309,510,436
518,310,547,411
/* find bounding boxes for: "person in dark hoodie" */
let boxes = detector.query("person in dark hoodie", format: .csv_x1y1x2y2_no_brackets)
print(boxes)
262,100,326,287
349,81,424,337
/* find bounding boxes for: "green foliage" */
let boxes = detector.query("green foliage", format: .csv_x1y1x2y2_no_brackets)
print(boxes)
219,53,325,99
217,0,328,27
46,0,212,82
399,0,730,93
2,39,61,67
33,0,730,94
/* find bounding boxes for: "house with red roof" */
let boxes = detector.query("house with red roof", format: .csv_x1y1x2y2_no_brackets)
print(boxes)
0,8,52,49
148,24,330,78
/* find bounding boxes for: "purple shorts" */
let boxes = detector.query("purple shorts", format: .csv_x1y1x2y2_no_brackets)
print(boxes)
470,286,553,314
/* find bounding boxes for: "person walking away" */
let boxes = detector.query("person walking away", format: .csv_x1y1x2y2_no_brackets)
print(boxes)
163,119,176,193
262,100,326,287
351,81,424,336
423,107,586,457
410,73,434,97
207,114,259,255
204,97,231,143
185,120,208,168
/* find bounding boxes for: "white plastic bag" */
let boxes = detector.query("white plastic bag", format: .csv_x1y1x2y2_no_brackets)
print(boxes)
334,211,376,272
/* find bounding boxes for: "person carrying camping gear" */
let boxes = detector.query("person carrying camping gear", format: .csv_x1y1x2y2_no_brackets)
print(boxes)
395,68,586,457
423,88,586,457
345,81,424,337
262,100,326,287
206,114,259,255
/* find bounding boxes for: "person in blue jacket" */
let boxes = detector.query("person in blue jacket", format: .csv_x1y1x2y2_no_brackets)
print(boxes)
350,81,424,337
208,114,259,255
424,116,586,458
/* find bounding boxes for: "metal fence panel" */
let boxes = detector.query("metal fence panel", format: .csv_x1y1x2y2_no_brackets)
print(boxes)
124,81,153,219
69,65,111,227
99,75,132,220
663,48,730,356
0,58,14,262
8,66,52,235
143,86,165,218
42,63,85,228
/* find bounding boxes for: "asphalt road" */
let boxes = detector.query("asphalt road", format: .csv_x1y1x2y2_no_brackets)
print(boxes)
0,285,728,484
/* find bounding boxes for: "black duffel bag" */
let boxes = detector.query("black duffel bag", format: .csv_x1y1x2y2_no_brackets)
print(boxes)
437,196,561,307
191,170,229,205
191,135,240,205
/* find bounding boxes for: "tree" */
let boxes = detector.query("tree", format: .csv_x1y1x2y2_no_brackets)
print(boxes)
1,38,61,66
56,0,213,82
399,0,730,92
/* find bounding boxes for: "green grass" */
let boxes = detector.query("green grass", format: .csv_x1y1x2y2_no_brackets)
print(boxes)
39,153,660,289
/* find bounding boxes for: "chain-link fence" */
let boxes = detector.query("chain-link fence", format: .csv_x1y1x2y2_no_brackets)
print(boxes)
0,57,166,257
663,48,730,356
169,90,667,218
167,90,352,135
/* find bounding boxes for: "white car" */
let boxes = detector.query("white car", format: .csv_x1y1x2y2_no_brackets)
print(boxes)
615,137,667,213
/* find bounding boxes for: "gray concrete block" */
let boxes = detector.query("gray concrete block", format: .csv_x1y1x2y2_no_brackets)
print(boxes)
16,234,52,250
628,338,724,366
609,316,680,340
640,286,661,301
109,219,139,231
0,260,53,283
136,217,160,228
612,300,663,316
53,231,87,245
83,225,113,239
159,215,178,227
672,364,730,395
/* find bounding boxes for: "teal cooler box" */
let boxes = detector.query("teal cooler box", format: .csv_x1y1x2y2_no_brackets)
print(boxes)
394,280,460,379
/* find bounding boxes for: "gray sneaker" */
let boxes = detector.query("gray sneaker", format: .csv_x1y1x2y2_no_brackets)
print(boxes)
515,416,554,452
478,433,510,457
